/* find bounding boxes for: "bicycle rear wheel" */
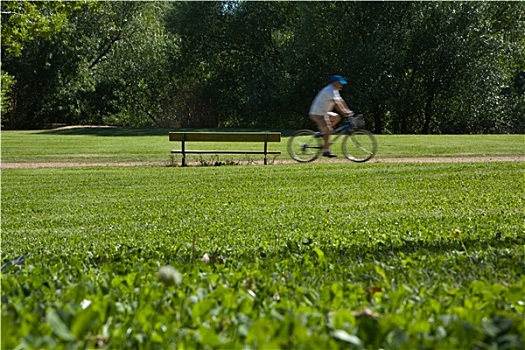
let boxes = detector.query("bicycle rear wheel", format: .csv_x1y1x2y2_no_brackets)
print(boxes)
342,129,377,162
287,129,322,162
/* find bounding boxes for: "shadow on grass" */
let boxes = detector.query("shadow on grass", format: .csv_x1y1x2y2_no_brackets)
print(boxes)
3,233,522,278
37,127,173,137
60,233,525,267
38,127,289,137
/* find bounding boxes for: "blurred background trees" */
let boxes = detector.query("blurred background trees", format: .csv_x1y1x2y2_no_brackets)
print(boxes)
1,1,523,133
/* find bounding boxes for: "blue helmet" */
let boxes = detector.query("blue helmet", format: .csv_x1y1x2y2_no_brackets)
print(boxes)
329,75,347,85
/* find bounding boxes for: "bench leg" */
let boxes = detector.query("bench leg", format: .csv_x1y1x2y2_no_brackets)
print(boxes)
182,138,186,166
264,140,268,165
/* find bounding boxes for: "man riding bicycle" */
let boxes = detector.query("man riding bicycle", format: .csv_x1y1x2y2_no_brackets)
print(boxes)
309,75,354,158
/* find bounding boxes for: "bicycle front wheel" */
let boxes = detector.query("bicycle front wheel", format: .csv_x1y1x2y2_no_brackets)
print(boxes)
342,129,377,162
287,129,322,162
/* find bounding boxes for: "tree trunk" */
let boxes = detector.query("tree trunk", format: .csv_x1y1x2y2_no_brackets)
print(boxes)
422,88,436,134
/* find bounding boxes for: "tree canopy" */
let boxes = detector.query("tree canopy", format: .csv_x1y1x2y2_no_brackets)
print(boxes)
1,1,524,133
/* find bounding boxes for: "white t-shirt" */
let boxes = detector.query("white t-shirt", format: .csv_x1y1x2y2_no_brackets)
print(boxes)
309,84,342,117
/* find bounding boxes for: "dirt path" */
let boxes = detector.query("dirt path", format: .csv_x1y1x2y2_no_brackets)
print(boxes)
1,155,523,169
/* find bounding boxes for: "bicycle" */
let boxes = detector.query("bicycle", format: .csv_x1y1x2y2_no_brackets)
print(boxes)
287,114,377,163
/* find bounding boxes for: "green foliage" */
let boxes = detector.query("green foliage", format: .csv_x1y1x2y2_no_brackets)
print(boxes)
0,70,15,121
2,161,524,348
162,1,525,133
164,1,299,128
1,2,524,132
0,1,91,128
1,2,172,129
0,1,86,56
88,2,177,128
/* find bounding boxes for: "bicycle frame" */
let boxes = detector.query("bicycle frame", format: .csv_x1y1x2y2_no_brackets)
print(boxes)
317,120,354,145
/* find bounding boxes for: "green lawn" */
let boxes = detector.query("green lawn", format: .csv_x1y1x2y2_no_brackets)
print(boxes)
2,157,524,348
1,128,524,164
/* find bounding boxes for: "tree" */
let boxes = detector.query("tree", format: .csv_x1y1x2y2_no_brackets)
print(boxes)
3,1,523,132
81,2,177,127
1,1,87,56
1,1,90,127
165,1,298,128
2,2,175,128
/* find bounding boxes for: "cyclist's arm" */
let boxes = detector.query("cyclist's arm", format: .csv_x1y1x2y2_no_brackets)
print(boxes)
334,99,353,117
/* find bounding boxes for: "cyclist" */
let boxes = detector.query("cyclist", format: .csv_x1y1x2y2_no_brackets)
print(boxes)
309,75,354,157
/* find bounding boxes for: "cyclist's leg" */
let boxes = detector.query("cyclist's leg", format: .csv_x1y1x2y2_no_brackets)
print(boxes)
325,113,341,156
327,112,341,128
310,114,335,156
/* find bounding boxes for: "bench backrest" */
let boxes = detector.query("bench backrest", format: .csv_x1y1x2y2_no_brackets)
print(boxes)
169,132,281,142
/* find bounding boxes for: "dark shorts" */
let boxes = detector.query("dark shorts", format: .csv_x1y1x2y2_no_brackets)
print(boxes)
309,115,328,128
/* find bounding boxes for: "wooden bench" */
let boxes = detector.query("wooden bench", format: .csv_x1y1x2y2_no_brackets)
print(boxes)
169,131,281,166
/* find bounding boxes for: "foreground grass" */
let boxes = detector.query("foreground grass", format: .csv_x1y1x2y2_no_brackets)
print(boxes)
2,161,524,349
1,128,524,164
